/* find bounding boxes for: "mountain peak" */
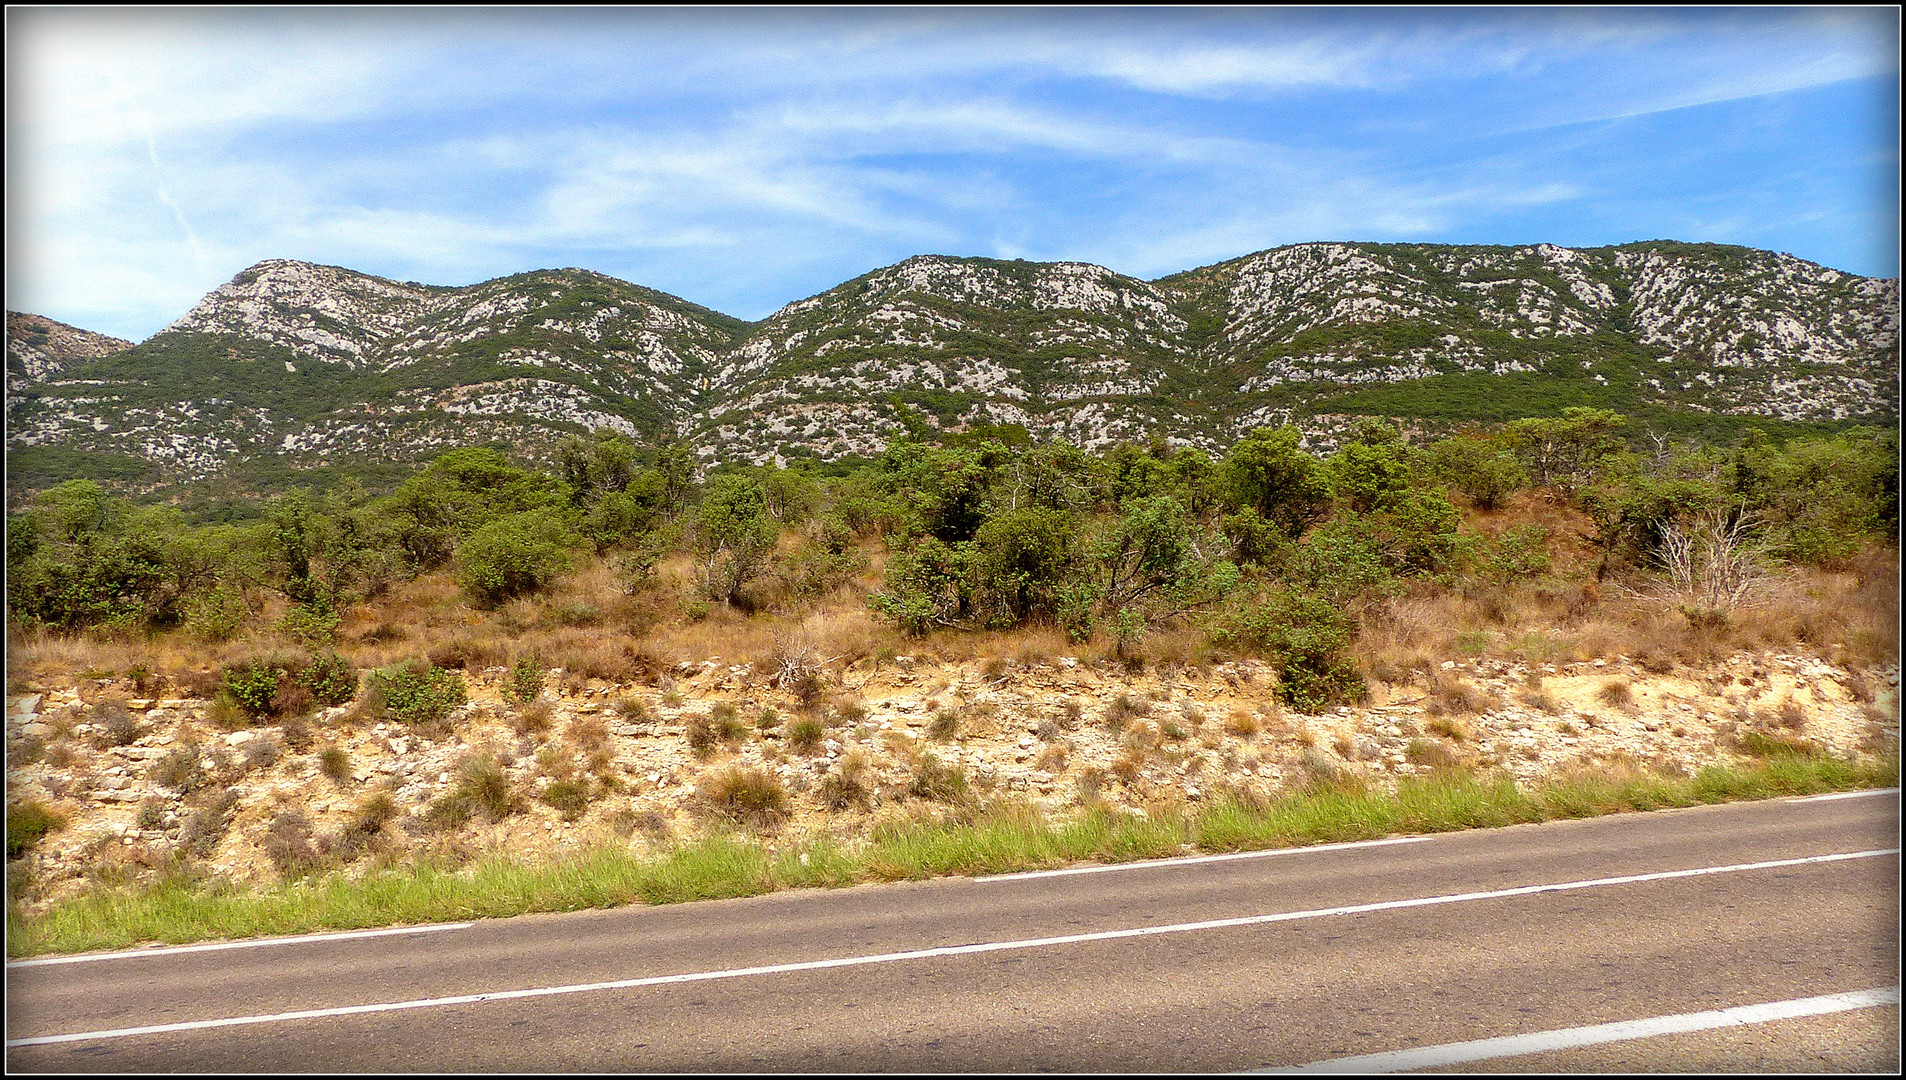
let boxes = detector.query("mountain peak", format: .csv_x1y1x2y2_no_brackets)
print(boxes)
8,240,1896,499
6,310,133,384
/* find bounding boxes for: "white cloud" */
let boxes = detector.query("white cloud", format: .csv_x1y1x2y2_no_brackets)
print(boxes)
5,6,1895,339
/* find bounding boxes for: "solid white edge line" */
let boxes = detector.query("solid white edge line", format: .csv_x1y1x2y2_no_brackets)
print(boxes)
6,923,474,969
1795,787,1899,803
1255,986,1902,1073
11,789,1884,965
972,836,1432,881
7,848,1896,1049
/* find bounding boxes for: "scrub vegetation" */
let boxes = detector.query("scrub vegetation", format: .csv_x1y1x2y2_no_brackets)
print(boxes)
6,412,1897,953
6,750,1893,958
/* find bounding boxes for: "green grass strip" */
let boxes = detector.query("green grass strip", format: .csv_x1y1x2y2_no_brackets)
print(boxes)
7,752,1895,958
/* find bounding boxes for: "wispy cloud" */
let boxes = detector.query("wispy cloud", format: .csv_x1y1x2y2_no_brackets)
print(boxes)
6,7,1896,340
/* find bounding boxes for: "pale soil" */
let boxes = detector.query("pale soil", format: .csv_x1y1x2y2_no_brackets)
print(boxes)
6,649,1898,915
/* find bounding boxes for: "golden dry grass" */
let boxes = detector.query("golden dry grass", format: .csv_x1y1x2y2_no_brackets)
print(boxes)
1352,542,1897,678
7,524,1896,707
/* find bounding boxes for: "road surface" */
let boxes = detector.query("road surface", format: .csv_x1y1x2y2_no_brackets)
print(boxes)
7,790,1899,1072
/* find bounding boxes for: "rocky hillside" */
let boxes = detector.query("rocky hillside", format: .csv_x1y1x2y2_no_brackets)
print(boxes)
7,241,1897,494
7,262,746,490
700,256,1206,458
1161,241,1898,433
5,648,1897,912
6,312,132,384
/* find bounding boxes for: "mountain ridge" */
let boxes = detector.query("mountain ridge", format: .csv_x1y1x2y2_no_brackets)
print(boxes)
7,239,1898,499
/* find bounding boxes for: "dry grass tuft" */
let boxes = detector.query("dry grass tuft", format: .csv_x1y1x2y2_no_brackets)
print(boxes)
927,707,961,741
1771,695,1808,731
1595,678,1636,712
699,767,790,829
1426,677,1492,717
1517,684,1563,714
510,700,554,736
1405,737,1462,769
1103,693,1151,730
817,752,873,811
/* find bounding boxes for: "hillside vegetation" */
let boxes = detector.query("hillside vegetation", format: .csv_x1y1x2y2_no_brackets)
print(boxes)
6,413,1897,938
8,241,1897,506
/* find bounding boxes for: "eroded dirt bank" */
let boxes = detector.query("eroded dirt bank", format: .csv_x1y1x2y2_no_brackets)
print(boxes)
6,649,1898,914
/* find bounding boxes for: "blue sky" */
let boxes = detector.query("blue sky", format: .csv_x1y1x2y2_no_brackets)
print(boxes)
6,7,1899,342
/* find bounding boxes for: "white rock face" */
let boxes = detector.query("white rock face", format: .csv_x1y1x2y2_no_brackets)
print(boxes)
6,312,132,382
164,259,441,366
9,242,1898,481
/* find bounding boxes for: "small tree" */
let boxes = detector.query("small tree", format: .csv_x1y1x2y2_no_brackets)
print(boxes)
693,474,778,606
1219,426,1332,541
1096,495,1196,609
1327,440,1411,514
454,510,575,607
972,505,1076,623
1504,407,1626,492
1646,510,1773,630
1428,435,1527,510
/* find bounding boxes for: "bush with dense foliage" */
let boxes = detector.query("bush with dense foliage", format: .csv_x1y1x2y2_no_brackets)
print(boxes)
6,414,1895,721
365,661,468,726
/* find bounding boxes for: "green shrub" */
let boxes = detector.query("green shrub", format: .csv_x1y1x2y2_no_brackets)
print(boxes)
300,653,359,707
541,779,593,822
220,658,283,718
509,655,545,704
455,510,575,607
7,800,65,859
366,661,467,726
1228,590,1368,714
219,653,356,720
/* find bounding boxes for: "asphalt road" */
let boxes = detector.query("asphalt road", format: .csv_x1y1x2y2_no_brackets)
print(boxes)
7,791,1899,1073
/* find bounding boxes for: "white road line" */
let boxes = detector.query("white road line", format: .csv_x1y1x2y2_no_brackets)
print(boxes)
6,923,473,969
973,836,1431,881
1795,787,1899,803
7,848,1894,1049
1256,986,1903,1073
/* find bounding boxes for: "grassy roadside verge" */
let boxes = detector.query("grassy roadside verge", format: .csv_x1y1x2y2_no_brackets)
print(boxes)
7,752,1896,958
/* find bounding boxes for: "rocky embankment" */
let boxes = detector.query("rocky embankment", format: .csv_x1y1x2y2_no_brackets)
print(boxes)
6,651,1898,912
